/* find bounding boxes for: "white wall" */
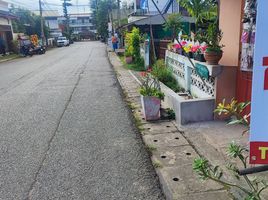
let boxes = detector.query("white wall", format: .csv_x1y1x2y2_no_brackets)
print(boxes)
0,0,9,12
134,0,179,14
45,19,59,30
0,17,9,25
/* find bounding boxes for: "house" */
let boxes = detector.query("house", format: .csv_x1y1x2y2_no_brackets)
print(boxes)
218,0,256,113
120,0,193,59
129,0,180,23
58,13,96,40
0,0,16,53
43,10,62,38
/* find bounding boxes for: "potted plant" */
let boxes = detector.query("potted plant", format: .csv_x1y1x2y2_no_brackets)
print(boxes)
183,44,193,58
172,43,182,54
204,23,224,65
194,47,206,62
139,73,164,121
125,50,133,64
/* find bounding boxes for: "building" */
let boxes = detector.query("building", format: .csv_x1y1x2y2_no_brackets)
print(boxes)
128,0,180,23
218,0,256,114
43,11,62,38
59,13,96,39
41,11,96,40
0,0,16,53
55,13,96,40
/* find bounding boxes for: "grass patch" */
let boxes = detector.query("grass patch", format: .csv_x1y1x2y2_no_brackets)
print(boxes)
0,54,20,62
151,59,183,92
153,160,163,168
146,144,157,153
118,55,145,71
133,112,144,132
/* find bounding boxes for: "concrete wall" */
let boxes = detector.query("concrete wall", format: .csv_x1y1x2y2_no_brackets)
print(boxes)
216,0,243,111
219,0,243,67
45,19,59,30
0,17,9,26
0,0,8,12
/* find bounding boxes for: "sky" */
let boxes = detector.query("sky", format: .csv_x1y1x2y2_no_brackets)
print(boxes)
5,0,91,14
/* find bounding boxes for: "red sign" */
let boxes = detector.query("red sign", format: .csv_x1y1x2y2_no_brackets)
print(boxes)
249,0,268,164
263,57,268,90
250,142,268,164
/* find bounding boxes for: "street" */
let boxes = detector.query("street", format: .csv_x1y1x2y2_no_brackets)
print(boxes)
0,42,164,200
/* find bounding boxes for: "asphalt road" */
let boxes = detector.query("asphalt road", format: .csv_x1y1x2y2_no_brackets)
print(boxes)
0,42,164,200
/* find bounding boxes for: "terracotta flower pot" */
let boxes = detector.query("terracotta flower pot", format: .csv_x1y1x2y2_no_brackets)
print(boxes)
141,96,161,121
204,51,223,65
125,56,133,64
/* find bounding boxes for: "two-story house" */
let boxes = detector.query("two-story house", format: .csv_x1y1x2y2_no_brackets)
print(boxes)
129,0,180,23
57,13,96,40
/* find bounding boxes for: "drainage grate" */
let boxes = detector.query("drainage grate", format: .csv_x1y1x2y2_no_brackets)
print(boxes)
173,178,179,182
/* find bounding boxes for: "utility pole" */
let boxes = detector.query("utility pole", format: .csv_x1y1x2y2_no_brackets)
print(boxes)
117,0,121,28
39,0,45,45
61,0,72,39
109,0,114,34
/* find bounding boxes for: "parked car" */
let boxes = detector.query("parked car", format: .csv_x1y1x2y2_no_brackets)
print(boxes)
57,37,69,47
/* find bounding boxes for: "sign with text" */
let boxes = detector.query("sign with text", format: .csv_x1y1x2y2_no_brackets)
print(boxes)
249,0,268,164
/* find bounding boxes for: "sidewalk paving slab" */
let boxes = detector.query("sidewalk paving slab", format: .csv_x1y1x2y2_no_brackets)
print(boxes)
108,50,233,200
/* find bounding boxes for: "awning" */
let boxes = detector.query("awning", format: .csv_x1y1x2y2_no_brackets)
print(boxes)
0,10,17,19
118,14,195,30
0,25,12,32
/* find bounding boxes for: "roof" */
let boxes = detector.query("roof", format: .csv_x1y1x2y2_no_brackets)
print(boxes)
119,13,195,29
0,10,17,19
32,10,60,17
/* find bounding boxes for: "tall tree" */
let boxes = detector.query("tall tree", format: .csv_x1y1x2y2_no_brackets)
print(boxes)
10,8,49,38
89,0,98,30
179,0,217,29
92,0,117,38
61,0,72,38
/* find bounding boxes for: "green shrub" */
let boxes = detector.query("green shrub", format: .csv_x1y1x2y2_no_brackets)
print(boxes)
131,27,141,61
124,27,141,62
11,40,19,54
151,60,180,92
139,73,164,100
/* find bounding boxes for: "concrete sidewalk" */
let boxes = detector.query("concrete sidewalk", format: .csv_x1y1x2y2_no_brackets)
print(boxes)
108,50,235,200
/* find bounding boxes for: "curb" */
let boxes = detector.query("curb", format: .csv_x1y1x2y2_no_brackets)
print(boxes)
0,56,20,63
107,50,233,200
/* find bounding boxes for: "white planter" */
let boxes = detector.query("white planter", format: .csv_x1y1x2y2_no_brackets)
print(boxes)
161,83,215,126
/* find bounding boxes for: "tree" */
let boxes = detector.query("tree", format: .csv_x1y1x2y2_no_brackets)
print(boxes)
95,0,117,38
179,0,217,29
11,8,49,38
89,0,98,30
164,13,183,40
61,0,72,39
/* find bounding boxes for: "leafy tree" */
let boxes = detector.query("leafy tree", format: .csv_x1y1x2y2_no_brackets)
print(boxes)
11,8,49,38
179,0,217,29
90,0,117,39
96,0,110,38
90,0,98,27
164,13,183,40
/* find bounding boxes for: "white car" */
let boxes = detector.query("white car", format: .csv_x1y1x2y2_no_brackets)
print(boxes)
57,37,69,47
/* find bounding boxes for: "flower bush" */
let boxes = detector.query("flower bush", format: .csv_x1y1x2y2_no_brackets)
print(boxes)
151,59,181,92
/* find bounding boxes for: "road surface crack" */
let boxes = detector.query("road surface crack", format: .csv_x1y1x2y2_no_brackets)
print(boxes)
26,49,93,200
